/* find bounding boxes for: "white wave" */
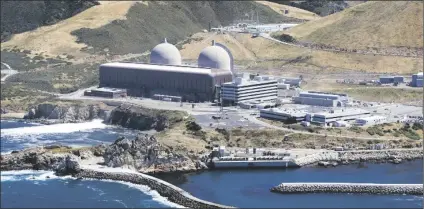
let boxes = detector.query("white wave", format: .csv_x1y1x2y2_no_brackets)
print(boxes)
1,170,73,182
91,179,184,208
1,168,184,208
1,119,109,137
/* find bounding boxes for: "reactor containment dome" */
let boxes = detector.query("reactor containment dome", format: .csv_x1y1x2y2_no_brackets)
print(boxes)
198,40,232,71
150,38,182,65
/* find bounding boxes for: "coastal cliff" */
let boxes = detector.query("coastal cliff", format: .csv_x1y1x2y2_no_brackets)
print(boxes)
106,104,187,131
24,101,111,123
103,134,208,174
1,132,207,174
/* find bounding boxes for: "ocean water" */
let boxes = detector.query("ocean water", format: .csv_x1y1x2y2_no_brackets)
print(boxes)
1,170,180,208
1,120,177,208
164,160,424,208
0,119,145,154
1,119,423,208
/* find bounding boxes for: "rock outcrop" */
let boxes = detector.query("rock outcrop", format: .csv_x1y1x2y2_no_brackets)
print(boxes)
23,102,109,123
106,104,186,131
103,134,206,174
1,146,68,171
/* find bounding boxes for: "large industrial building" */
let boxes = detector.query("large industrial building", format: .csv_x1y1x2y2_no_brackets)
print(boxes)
260,108,308,122
411,72,423,87
310,108,370,126
98,39,233,102
293,91,349,107
220,75,278,106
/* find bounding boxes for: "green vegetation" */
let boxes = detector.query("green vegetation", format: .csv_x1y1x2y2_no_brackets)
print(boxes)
268,0,349,16
273,33,297,43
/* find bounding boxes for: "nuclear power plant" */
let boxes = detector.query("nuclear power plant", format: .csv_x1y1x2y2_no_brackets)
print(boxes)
98,39,233,102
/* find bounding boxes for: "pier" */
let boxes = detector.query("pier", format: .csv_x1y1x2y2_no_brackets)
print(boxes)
271,182,423,195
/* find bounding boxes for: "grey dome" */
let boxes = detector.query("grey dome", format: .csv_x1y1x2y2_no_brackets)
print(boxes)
150,38,182,65
198,41,231,71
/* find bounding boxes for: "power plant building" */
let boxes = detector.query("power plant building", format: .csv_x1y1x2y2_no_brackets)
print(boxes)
293,91,349,107
220,75,278,106
411,72,423,87
98,39,233,102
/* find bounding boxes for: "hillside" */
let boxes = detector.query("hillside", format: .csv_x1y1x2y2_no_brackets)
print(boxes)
255,1,320,21
268,0,350,16
0,0,99,42
282,1,423,51
180,32,422,74
1,1,297,60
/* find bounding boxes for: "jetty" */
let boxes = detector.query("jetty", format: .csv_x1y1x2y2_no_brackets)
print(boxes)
271,182,423,195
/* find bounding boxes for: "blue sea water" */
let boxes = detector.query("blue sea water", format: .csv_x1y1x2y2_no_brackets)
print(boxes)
169,161,423,208
1,120,423,208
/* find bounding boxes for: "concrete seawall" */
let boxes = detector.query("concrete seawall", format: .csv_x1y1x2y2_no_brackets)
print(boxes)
75,169,235,209
271,183,423,195
294,149,423,167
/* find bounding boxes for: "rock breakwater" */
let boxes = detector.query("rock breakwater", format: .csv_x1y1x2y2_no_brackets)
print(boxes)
271,183,423,195
75,169,235,208
294,149,423,167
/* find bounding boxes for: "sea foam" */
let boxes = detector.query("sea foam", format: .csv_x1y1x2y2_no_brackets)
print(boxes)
1,119,109,137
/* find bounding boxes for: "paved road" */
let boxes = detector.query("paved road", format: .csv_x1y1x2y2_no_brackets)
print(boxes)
1,62,18,82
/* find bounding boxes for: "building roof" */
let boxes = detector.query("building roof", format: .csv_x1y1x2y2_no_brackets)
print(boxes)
100,62,231,76
313,108,370,118
198,41,231,71
261,107,308,117
356,115,387,121
150,38,182,65
221,76,277,87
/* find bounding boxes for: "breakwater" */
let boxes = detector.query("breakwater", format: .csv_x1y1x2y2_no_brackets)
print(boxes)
75,169,235,209
294,149,423,166
271,183,423,195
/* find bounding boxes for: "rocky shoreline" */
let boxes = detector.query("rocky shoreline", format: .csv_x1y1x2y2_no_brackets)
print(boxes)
271,183,423,195
295,149,423,167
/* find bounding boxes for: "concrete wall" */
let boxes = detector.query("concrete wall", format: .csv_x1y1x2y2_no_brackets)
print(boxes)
271,183,423,195
75,169,235,209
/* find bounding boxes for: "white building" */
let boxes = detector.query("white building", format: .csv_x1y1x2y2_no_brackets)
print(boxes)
355,115,387,126
260,107,307,122
311,108,370,126
220,75,278,106
293,91,349,107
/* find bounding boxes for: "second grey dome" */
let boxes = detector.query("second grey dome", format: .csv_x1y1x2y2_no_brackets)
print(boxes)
198,41,231,71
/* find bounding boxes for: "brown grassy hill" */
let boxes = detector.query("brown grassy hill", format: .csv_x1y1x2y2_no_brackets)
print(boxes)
181,32,422,74
1,1,296,60
283,1,423,50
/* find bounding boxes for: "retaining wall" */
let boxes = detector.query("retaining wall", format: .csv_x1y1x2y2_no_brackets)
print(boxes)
271,182,423,195
75,169,235,209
